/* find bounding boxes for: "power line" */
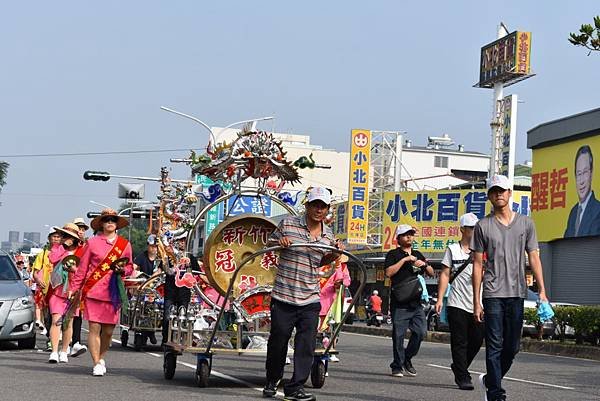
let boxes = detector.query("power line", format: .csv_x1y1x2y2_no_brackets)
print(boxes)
0,147,203,158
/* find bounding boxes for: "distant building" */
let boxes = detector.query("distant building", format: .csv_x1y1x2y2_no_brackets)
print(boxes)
8,231,19,243
24,232,41,247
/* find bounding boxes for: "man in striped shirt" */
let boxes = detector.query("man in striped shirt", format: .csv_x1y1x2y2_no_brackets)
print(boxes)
263,187,342,401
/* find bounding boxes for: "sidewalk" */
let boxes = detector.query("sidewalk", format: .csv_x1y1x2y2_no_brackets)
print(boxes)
341,322,600,361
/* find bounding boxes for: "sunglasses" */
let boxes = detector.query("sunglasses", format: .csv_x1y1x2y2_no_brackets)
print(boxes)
102,217,119,223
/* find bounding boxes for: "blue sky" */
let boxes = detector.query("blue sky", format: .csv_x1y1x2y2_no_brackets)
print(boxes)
1,1,599,236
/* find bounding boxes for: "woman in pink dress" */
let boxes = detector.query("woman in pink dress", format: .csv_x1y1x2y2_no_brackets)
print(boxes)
47,223,82,364
70,209,133,376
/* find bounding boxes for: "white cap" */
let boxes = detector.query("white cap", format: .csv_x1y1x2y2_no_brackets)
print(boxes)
306,187,331,205
174,232,188,241
147,234,157,245
486,174,511,191
372,290,379,295
47,227,58,237
395,224,416,236
459,212,479,227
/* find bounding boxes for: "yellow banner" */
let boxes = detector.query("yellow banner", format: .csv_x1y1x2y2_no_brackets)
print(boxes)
347,130,371,244
515,31,531,75
382,189,530,253
532,134,600,241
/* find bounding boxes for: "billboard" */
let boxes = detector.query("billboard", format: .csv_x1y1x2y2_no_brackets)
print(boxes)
532,134,600,241
500,94,518,178
346,129,371,244
382,189,531,252
478,31,531,88
332,202,348,240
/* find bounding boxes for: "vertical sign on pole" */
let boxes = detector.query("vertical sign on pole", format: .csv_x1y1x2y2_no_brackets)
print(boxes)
347,129,371,244
500,94,518,182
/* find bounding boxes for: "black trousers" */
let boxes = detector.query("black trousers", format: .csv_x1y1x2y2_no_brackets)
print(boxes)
447,306,485,380
266,299,320,395
71,315,82,345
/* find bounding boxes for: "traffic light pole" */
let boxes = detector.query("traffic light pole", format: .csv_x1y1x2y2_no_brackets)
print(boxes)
84,170,194,185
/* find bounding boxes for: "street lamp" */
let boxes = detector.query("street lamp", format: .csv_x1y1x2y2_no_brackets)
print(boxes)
23,238,41,248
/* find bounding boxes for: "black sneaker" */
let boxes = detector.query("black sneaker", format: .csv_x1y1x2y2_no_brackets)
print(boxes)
456,376,475,390
283,388,316,401
262,379,281,398
148,332,157,345
391,369,404,377
403,360,417,377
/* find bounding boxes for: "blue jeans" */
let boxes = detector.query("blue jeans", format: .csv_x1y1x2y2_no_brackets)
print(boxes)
483,297,524,400
390,304,427,371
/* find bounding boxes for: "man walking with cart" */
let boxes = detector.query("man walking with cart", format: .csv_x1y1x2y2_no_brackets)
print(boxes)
263,187,343,401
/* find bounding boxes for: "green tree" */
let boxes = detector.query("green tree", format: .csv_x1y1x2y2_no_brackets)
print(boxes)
0,161,9,189
569,16,600,54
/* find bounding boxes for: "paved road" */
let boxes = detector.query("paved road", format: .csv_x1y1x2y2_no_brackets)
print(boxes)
1,329,598,401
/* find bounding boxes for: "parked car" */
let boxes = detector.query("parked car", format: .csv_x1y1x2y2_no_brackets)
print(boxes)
342,288,355,324
0,251,36,348
522,289,577,339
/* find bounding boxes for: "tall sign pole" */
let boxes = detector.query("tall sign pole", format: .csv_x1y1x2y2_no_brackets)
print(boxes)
476,23,533,183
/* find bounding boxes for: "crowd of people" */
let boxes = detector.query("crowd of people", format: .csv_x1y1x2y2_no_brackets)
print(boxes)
16,179,544,401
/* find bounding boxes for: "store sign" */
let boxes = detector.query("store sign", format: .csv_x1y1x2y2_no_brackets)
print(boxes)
346,129,371,244
478,31,531,88
532,133,600,241
204,202,224,238
382,189,530,252
500,94,518,178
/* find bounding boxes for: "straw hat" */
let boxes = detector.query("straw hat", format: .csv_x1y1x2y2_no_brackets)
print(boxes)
90,208,129,231
52,223,81,240
72,217,90,230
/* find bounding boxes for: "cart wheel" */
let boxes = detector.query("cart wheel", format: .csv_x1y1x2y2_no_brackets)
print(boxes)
163,352,177,380
133,332,144,351
311,359,326,389
121,330,129,348
194,360,210,387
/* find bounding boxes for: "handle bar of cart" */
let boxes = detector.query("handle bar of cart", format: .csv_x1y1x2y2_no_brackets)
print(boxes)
204,243,367,355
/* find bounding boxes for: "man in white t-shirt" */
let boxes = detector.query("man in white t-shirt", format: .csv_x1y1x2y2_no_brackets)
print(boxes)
436,212,484,391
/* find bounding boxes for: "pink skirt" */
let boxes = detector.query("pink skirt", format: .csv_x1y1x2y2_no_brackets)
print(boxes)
84,298,120,325
48,293,80,316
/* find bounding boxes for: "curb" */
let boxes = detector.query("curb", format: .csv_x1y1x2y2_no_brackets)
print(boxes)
341,324,600,361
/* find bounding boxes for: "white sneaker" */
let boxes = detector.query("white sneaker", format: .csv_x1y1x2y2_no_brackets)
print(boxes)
329,354,339,363
285,357,291,365
92,363,105,376
99,359,106,373
478,373,488,401
35,320,43,328
70,342,87,357
40,327,48,336
48,352,59,364
58,351,68,363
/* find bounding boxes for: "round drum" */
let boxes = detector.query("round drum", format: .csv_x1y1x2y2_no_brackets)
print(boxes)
204,214,279,298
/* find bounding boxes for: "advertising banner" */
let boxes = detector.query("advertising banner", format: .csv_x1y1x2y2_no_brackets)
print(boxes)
532,134,600,241
332,202,348,240
478,31,532,88
500,94,518,179
347,129,371,244
382,189,530,252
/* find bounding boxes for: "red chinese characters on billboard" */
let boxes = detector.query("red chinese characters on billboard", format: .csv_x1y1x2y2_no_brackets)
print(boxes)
531,168,568,211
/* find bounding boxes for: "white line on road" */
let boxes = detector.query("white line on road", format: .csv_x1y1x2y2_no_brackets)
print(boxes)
426,363,575,390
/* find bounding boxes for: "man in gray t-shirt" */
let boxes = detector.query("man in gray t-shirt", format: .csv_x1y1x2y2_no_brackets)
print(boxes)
471,175,548,401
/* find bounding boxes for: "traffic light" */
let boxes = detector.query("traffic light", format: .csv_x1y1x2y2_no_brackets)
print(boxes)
83,171,111,181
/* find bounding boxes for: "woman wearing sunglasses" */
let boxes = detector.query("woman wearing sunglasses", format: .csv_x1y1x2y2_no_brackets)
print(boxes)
69,209,133,376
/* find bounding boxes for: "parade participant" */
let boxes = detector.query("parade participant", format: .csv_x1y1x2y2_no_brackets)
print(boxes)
32,228,62,341
134,234,161,345
263,187,343,401
472,175,548,401
318,254,350,363
435,213,484,390
70,217,90,357
69,209,133,376
47,223,82,364
160,232,194,345
385,224,434,378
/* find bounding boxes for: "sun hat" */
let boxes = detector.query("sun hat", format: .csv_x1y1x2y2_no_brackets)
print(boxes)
90,208,129,231
52,223,81,240
72,217,90,230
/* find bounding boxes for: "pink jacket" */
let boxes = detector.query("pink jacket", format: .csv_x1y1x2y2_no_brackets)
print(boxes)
70,234,133,302
319,263,351,316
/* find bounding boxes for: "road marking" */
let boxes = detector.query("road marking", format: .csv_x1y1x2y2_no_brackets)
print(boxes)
426,363,575,390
